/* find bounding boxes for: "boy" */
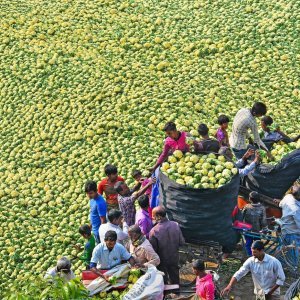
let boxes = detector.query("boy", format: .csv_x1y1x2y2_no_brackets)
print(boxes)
261,116,299,144
243,191,267,256
85,180,107,244
194,124,220,154
215,114,230,147
114,178,156,226
98,164,124,211
77,224,96,269
149,122,190,173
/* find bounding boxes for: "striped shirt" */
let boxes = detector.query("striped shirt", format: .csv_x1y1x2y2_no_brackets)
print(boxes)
229,108,267,150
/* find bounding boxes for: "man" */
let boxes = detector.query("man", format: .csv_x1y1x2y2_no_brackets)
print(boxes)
229,102,272,159
135,195,153,238
45,257,75,282
98,164,124,211
90,231,135,270
222,241,285,300
276,185,300,264
149,206,185,284
77,224,96,269
85,180,107,244
243,192,268,256
194,123,220,154
114,178,156,226
99,209,129,244
128,225,160,267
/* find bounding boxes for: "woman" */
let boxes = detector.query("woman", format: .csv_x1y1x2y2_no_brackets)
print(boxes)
150,121,190,173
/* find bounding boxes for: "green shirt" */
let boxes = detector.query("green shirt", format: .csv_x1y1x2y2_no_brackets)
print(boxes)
80,235,96,265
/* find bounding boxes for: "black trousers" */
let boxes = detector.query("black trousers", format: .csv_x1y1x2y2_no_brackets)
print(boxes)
158,263,180,285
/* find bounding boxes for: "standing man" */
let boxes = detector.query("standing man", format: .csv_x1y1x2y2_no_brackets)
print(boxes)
276,185,300,264
135,195,153,238
221,241,285,300
85,180,107,244
229,102,272,159
149,206,185,284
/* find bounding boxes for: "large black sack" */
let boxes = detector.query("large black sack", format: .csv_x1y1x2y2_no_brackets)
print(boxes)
244,149,300,199
159,171,240,251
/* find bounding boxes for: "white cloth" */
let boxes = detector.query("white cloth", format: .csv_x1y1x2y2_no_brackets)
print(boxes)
229,108,267,150
99,222,129,244
233,254,285,296
44,267,75,282
279,194,300,235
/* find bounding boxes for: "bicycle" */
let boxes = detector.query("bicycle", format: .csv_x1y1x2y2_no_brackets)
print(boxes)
233,218,300,285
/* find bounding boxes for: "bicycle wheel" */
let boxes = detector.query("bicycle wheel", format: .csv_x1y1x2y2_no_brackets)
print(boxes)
179,245,197,287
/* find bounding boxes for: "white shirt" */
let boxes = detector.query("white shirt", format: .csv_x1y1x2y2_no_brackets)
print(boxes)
229,108,267,150
233,254,285,296
279,194,300,235
99,222,129,244
44,267,75,282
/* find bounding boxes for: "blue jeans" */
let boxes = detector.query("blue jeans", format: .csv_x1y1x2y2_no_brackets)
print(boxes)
282,233,300,266
93,232,100,244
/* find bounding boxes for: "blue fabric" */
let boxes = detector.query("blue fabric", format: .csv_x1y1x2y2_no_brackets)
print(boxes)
90,194,107,237
93,232,100,244
232,148,248,160
150,167,160,208
90,242,131,269
282,233,300,266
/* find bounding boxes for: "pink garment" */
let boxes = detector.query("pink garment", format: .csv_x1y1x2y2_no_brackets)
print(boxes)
141,178,152,196
196,273,215,300
156,131,190,165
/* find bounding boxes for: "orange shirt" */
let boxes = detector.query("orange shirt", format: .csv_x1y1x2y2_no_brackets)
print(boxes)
98,176,124,205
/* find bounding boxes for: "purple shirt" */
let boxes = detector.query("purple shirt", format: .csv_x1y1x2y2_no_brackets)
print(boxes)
135,209,153,238
216,128,226,143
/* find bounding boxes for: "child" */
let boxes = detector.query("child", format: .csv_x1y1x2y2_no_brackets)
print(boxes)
194,124,220,154
215,115,230,147
242,191,267,256
77,224,96,269
261,116,300,144
85,180,107,244
150,122,190,173
192,260,215,300
114,178,156,226
98,164,124,211
132,170,153,218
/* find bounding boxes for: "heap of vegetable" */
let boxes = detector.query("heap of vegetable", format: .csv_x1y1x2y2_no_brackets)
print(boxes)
161,151,237,188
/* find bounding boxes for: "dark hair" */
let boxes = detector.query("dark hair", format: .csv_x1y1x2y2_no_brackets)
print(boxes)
198,124,209,136
218,115,230,125
85,180,97,193
192,260,205,271
249,191,260,204
128,224,141,235
163,121,177,132
261,116,273,126
251,240,264,250
132,170,142,178
104,230,117,241
252,102,267,116
114,181,124,193
105,164,118,176
79,224,91,236
108,209,122,223
138,195,149,209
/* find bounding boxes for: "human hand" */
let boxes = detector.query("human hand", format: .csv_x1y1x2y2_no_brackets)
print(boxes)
221,285,232,296
254,151,261,163
150,177,157,184
73,244,82,251
273,199,281,206
243,148,255,160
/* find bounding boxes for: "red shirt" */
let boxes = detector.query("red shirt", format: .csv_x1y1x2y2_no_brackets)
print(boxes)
98,176,124,206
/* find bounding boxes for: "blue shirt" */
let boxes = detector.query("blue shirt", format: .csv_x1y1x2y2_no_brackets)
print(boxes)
263,131,282,142
90,194,107,236
90,242,131,269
